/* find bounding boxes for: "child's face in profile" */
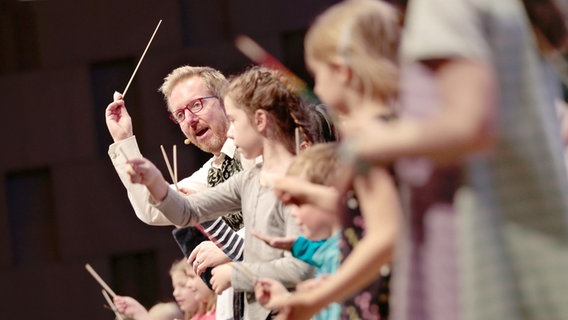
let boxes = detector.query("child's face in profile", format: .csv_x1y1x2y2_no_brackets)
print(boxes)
291,203,334,240
225,96,263,159
306,57,348,116
186,270,214,303
171,270,199,314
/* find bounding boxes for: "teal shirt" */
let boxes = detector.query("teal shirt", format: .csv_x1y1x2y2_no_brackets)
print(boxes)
291,233,341,319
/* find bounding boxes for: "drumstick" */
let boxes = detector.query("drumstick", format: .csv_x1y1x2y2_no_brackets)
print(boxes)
85,263,117,297
160,144,179,190
101,289,125,320
173,144,178,186
122,19,162,98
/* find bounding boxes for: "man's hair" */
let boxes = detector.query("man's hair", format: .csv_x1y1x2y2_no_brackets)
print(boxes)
159,66,229,110
286,142,339,186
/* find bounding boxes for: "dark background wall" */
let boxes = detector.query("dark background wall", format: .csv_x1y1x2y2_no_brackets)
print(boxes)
0,0,338,318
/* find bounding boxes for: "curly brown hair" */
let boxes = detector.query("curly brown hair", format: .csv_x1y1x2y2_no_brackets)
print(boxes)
224,66,315,154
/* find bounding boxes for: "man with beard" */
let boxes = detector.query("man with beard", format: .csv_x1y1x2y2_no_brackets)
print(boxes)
106,65,250,320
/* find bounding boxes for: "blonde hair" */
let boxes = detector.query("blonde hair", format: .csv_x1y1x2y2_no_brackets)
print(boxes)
225,66,315,154
159,65,229,111
168,260,196,320
148,301,183,320
305,0,401,102
286,142,339,186
169,259,192,277
169,259,215,317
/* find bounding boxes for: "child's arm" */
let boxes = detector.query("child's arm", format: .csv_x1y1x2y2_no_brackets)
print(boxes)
126,158,244,226
251,231,326,267
273,176,340,213
277,167,401,318
231,206,316,292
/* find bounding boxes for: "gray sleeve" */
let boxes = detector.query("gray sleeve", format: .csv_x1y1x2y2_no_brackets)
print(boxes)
154,170,245,226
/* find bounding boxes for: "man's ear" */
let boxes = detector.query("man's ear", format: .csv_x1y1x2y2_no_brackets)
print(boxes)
255,109,268,132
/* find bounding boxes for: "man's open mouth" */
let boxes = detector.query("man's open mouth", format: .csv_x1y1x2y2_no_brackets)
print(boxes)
196,128,209,137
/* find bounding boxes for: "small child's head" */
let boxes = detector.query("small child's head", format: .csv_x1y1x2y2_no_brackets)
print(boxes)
185,266,216,316
286,142,340,240
148,301,184,320
223,66,315,158
304,0,401,113
169,260,199,318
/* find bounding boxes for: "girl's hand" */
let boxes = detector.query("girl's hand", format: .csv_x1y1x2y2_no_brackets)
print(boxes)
210,263,233,294
125,158,163,186
125,157,169,202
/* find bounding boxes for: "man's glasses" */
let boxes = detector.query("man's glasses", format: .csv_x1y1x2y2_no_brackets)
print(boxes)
169,96,218,124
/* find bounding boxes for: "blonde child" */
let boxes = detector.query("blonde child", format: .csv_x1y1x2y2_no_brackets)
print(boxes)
265,1,403,318
185,263,216,320
113,259,198,320
331,0,568,318
123,66,316,319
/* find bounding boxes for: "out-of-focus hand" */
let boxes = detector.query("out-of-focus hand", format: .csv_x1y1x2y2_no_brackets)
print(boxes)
188,241,231,275
105,91,133,142
273,176,340,214
251,230,296,251
272,290,323,320
210,263,233,294
254,278,290,310
296,276,326,292
113,295,151,320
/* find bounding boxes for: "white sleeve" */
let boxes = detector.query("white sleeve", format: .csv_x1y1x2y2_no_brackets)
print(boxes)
108,136,210,225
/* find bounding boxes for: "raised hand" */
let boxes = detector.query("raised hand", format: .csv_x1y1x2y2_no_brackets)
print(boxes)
105,91,133,142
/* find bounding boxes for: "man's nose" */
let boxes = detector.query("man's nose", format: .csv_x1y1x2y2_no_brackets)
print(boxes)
183,109,199,125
